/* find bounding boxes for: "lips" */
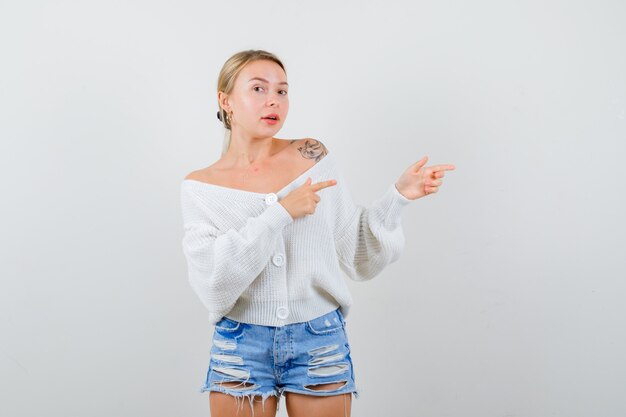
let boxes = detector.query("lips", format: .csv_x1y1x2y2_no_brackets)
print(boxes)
261,113,279,120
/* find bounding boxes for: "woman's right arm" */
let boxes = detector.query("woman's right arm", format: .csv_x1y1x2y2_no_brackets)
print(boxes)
180,186,294,319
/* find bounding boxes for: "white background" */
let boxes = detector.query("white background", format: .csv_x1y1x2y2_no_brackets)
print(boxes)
1,1,625,416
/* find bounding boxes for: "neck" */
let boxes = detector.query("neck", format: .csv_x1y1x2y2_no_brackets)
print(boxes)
224,128,277,168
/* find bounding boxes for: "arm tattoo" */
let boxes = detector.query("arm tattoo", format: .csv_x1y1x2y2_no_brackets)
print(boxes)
297,139,329,162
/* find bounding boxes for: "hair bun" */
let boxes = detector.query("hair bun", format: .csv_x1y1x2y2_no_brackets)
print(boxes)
217,111,222,121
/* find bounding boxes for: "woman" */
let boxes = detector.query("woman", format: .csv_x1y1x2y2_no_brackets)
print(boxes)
180,49,455,417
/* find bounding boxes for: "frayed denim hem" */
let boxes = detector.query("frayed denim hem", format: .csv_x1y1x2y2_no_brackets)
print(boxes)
199,384,281,416
280,387,360,400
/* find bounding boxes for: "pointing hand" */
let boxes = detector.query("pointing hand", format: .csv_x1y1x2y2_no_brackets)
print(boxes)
395,156,456,200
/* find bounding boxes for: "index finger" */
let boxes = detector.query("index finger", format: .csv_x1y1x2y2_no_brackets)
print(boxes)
312,179,338,191
433,164,456,171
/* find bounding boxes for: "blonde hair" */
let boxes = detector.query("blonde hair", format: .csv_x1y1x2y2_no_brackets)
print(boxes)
217,50,287,156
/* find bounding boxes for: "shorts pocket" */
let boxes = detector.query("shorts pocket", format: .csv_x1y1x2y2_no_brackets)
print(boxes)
305,310,344,335
214,317,244,338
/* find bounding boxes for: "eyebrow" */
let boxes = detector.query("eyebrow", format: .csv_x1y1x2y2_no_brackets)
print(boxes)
248,77,289,86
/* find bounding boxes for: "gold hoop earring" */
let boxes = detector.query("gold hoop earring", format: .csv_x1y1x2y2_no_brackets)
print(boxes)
227,111,233,124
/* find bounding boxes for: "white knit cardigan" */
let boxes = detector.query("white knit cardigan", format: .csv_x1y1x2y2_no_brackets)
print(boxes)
180,152,413,326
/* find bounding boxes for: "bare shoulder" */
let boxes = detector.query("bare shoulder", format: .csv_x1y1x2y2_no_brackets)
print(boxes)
183,164,217,182
293,138,330,162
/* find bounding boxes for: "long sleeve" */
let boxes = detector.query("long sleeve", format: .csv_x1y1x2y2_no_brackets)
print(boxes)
180,185,294,323
333,167,414,282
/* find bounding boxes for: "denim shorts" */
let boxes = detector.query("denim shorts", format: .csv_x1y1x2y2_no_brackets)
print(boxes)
199,307,359,408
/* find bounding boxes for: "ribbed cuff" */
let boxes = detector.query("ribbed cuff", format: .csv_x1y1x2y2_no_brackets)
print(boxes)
374,183,413,229
257,201,294,233
392,183,414,205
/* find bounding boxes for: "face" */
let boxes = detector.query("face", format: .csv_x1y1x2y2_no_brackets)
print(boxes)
220,59,289,138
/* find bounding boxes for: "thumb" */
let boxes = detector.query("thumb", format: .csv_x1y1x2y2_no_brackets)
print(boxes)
414,155,428,171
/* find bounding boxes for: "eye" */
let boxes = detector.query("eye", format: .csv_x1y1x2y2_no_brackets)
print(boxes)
253,86,264,92
279,90,288,95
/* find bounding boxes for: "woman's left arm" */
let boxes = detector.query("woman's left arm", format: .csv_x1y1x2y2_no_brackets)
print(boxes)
333,155,455,282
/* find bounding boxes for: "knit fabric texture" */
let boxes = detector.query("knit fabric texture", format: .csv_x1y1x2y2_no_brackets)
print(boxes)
180,152,414,326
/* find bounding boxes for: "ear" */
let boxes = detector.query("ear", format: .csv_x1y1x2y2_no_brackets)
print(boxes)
217,91,230,112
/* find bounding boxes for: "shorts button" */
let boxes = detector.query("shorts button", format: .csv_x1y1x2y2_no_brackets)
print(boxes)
276,306,289,319
272,253,285,266
265,193,278,205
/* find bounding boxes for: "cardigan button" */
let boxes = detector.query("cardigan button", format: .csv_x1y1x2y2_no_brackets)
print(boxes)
276,306,289,319
265,193,278,205
272,253,285,266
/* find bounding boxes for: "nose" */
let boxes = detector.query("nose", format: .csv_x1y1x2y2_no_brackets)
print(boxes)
266,91,280,107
